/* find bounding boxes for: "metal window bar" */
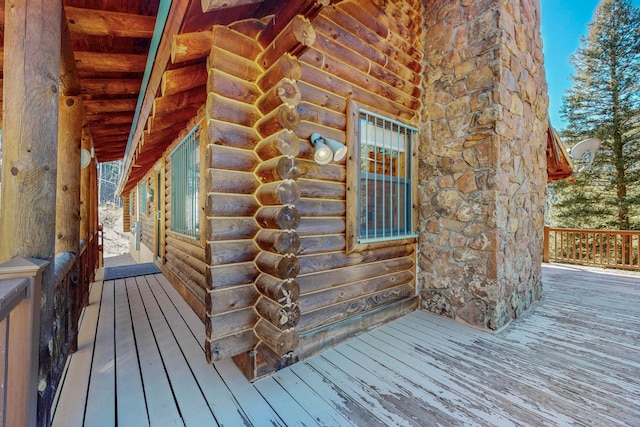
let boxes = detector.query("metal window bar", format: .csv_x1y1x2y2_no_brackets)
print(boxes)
357,109,417,243
169,125,200,239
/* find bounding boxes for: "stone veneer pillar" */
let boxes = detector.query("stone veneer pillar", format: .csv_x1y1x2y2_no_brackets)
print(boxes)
418,0,548,330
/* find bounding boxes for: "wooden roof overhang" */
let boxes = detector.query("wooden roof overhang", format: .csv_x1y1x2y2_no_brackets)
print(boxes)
546,125,574,183
117,0,333,195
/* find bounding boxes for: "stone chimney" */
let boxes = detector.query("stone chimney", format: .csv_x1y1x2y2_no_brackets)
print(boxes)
418,0,548,330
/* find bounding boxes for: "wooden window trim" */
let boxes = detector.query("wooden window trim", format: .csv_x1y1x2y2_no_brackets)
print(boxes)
345,100,419,254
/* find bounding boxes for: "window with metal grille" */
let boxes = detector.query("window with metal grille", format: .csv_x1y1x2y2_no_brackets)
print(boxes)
169,126,200,239
140,181,147,214
356,109,417,243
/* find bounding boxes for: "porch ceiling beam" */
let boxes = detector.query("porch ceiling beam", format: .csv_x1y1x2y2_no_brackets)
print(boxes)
84,98,138,114
65,6,155,38
74,51,147,74
201,0,265,13
81,79,142,97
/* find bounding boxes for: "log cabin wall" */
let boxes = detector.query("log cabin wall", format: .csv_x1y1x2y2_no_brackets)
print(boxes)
201,0,424,380
161,116,209,320
139,175,154,252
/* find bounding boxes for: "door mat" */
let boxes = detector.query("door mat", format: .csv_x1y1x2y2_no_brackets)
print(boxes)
103,263,161,281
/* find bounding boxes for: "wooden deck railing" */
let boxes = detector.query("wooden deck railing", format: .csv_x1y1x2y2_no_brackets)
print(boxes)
0,258,48,427
544,226,640,270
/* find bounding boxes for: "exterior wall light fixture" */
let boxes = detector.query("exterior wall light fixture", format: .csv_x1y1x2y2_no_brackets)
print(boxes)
310,133,347,164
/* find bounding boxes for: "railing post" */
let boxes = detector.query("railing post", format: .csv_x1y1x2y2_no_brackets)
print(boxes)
543,226,550,263
0,257,48,427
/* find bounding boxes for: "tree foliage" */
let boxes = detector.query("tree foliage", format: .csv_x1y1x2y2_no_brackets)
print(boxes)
550,0,640,230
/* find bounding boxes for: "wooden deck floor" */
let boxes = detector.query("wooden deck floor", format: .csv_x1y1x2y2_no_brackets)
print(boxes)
51,264,640,426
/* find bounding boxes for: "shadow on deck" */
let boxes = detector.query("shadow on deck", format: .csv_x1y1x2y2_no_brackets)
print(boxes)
51,264,640,426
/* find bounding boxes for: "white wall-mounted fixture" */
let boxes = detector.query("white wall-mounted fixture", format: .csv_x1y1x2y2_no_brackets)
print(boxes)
80,148,92,169
570,138,600,173
310,133,347,164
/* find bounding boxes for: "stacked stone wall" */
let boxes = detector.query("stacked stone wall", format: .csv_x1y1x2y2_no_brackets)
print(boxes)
419,0,548,330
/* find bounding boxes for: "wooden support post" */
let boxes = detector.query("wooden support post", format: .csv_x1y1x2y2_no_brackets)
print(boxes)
543,226,550,263
56,96,83,255
80,126,92,243
0,1,62,424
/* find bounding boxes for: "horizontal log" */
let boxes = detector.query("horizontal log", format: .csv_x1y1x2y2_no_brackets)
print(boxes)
298,270,414,312
296,101,346,131
90,124,131,137
257,0,329,45
297,80,346,113
297,254,414,293
256,229,300,255
258,15,316,70
256,180,300,206
255,130,301,161
255,274,300,306
206,283,259,315
165,252,206,293
205,193,260,217
257,54,302,93
256,297,301,329
205,329,257,363
207,46,262,83
254,319,299,356
74,51,147,73
322,5,421,66
206,217,259,241
314,15,421,87
83,98,137,114
153,85,207,117
164,259,207,303
256,252,300,280
208,68,262,105
166,247,208,280
253,343,299,378
298,235,346,255
255,156,301,183
207,144,260,172
298,179,345,200
300,49,420,110
256,104,300,137
255,206,301,230
81,79,141,96
201,0,265,13
86,112,135,127
296,198,345,217
171,30,213,64
296,283,415,333
206,93,262,128
148,107,199,134
207,119,261,150
207,262,260,290
297,217,345,236
207,240,260,265
161,63,208,97
299,159,345,182
166,234,206,263
298,58,416,120
295,121,346,156
206,307,258,340
207,169,260,195
257,78,301,115
65,6,155,38
296,297,417,362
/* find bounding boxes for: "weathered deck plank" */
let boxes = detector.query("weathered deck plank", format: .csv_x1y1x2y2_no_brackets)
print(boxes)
52,264,640,427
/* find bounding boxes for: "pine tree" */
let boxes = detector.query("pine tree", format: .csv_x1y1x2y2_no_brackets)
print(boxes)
552,0,640,230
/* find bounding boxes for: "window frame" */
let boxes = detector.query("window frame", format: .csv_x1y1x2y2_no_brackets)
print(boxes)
168,125,201,240
345,100,418,253
140,180,147,215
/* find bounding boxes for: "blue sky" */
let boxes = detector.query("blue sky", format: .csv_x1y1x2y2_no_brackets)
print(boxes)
540,0,640,130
